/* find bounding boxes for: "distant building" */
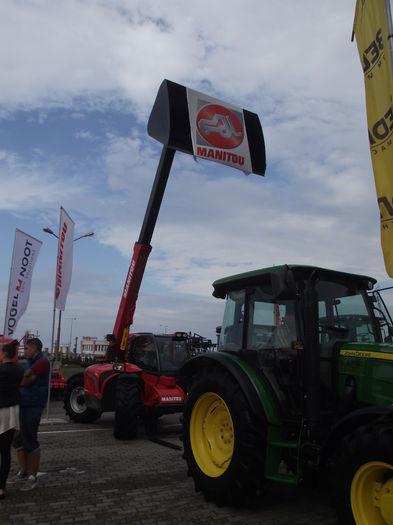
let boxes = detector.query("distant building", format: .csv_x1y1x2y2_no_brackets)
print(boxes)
80,336,108,362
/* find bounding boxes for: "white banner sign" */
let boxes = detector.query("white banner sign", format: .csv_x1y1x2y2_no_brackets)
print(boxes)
186,88,253,174
4,229,42,337
55,207,75,311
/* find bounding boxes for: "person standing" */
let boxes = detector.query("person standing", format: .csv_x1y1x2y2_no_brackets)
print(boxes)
0,339,24,498
9,337,49,491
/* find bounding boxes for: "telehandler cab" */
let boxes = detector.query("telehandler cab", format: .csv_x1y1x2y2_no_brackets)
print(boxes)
180,264,393,525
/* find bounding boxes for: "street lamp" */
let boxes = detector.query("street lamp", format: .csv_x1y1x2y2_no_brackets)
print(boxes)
43,227,94,242
43,226,94,362
65,317,77,356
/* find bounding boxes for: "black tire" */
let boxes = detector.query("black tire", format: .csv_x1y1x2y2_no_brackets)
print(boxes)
113,374,142,440
182,367,267,506
144,410,159,436
64,374,102,423
332,423,393,525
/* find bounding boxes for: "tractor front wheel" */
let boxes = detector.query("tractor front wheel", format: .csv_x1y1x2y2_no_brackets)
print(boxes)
114,374,142,440
64,374,102,423
333,423,393,525
182,367,266,506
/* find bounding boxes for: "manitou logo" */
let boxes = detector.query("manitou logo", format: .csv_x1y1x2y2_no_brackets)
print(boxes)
196,103,244,149
56,221,68,299
161,396,182,403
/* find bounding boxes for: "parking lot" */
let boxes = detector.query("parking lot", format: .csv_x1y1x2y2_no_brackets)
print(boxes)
0,401,337,525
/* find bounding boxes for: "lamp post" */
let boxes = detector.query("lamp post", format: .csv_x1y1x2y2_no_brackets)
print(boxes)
65,317,77,357
43,227,94,362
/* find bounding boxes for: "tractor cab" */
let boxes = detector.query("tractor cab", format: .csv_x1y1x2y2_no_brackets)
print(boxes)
127,332,190,376
213,264,387,418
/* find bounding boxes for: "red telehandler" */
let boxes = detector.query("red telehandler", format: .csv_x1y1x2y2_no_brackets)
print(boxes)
64,79,266,439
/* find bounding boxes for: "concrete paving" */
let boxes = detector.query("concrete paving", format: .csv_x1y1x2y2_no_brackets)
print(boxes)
0,401,337,525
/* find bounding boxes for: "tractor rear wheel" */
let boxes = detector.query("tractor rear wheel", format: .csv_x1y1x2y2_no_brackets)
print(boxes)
114,374,142,440
333,423,393,525
64,374,102,423
182,367,266,506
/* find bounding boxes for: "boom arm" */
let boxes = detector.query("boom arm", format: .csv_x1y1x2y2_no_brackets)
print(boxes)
109,78,266,353
110,146,175,350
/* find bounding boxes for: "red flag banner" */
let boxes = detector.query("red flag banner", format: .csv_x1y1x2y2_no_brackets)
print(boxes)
55,207,75,311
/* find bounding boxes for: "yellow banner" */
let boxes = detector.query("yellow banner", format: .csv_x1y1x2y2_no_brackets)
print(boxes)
354,0,393,277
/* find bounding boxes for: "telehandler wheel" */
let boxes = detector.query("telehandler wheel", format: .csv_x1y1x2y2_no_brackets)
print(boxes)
64,374,102,423
333,423,393,525
182,367,266,507
114,374,142,440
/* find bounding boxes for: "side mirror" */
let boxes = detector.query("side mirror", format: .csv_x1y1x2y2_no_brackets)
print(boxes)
106,333,116,343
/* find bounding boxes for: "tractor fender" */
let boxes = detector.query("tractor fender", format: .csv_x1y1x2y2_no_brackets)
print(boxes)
66,372,84,385
321,405,393,464
180,353,282,426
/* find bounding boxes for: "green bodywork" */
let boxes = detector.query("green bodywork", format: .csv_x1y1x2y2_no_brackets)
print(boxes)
339,342,393,405
222,352,302,484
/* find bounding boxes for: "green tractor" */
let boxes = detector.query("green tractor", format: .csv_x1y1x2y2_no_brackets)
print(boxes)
180,265,393,525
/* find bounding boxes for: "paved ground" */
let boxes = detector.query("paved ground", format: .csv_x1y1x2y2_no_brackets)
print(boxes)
0,400,337,525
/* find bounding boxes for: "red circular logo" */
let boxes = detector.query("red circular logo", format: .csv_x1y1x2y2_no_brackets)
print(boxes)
196,104,244,149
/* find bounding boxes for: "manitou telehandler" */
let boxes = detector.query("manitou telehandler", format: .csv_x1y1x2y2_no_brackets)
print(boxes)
180,264,393,525
64,330,190,438
64,79,266,439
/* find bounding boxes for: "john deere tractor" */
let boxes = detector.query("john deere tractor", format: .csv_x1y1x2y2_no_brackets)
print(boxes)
180,265,393,525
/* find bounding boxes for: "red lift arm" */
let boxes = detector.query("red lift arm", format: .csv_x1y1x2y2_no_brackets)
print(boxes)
111,146,175,350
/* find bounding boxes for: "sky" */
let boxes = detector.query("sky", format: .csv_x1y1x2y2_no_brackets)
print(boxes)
0,0,392,352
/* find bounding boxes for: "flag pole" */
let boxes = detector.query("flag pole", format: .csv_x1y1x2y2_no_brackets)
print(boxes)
3,230,17,339
45,208,62,420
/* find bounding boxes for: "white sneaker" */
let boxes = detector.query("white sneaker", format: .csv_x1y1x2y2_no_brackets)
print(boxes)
7,471,27,485
19,475,38,491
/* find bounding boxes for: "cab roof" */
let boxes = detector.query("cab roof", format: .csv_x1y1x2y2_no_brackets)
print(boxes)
212,264,376,298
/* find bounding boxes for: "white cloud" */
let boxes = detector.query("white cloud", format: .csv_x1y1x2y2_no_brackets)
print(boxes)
0,0,390,348
0,149,81,210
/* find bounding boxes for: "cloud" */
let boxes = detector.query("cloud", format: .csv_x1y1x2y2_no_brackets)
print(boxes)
0,0,390,348
0,2,362,113
0,149,81,212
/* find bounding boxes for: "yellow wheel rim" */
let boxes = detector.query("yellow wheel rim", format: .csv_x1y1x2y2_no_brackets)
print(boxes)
190,392,234,478
351,461,393,525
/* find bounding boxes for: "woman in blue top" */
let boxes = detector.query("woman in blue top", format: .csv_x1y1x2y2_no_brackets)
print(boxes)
10,338,49,492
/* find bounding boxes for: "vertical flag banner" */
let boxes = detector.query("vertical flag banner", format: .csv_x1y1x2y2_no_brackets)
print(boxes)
353,0,393,276
4,229,42,337
55,207,75,311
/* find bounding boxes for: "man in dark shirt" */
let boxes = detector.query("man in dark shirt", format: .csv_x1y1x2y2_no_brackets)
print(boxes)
9,338,49,491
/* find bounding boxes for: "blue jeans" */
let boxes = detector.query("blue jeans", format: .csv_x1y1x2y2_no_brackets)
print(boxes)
13,406,44,453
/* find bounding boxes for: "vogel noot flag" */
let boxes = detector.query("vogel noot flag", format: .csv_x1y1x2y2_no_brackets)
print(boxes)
4,229,42,337
353,0,393,276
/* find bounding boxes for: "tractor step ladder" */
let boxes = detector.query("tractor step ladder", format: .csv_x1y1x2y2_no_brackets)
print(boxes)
265,426,301,484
